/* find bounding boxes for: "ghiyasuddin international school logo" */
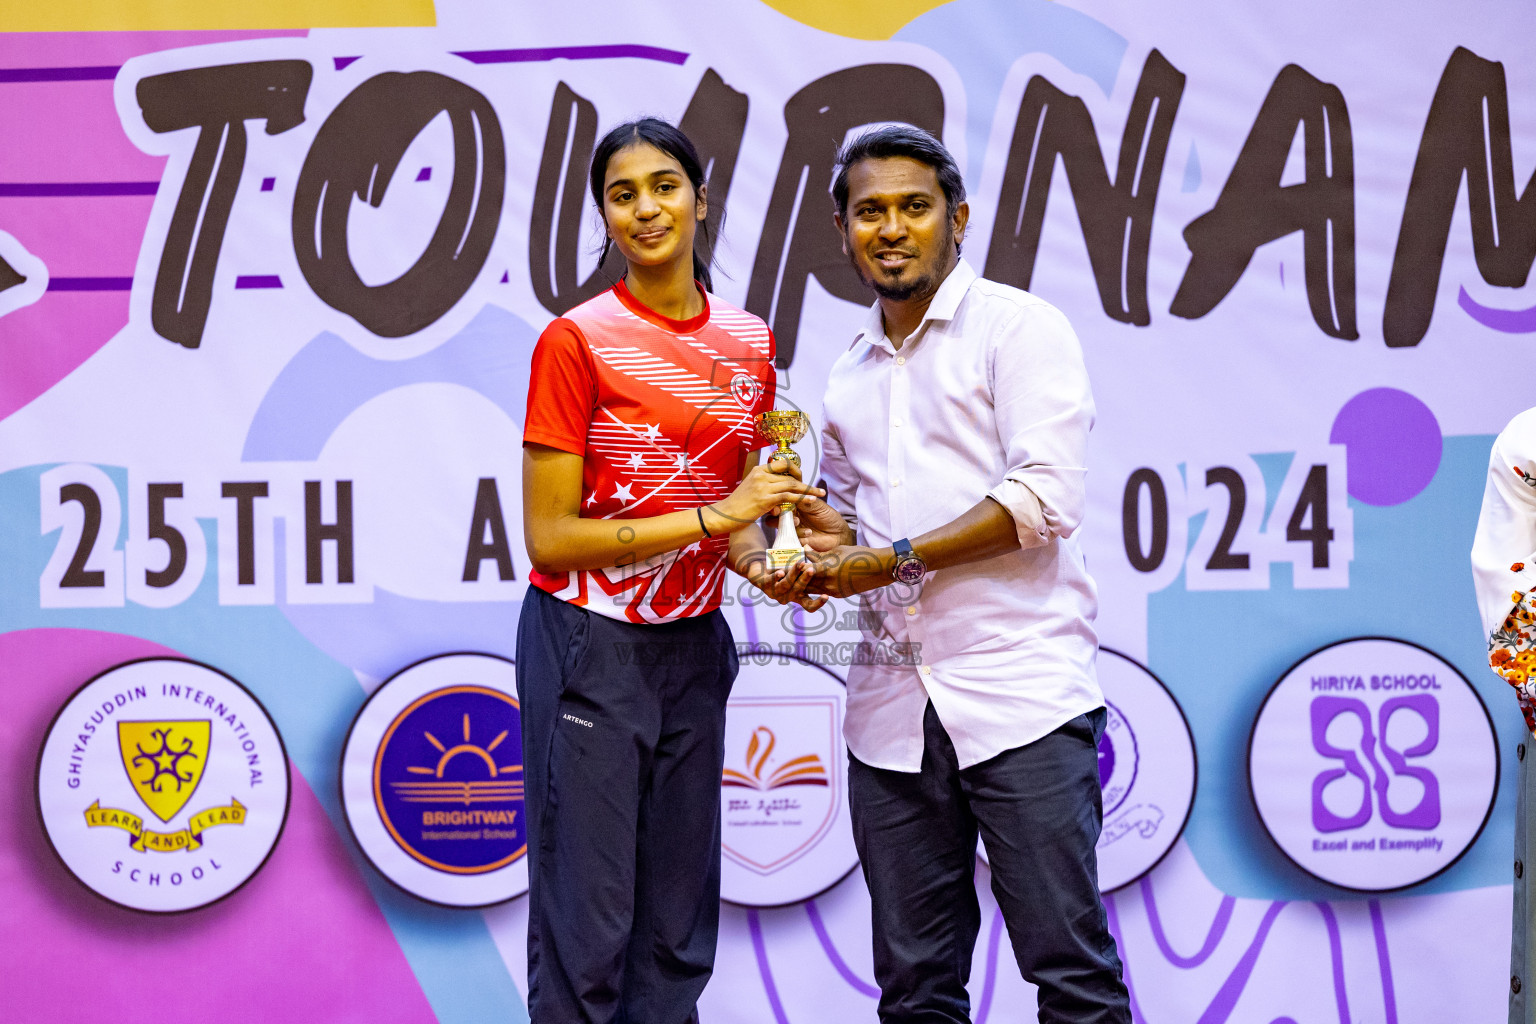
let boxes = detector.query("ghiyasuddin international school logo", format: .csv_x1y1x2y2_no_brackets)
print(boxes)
1249,637,1498,891
342,653,528,907
35,659,290,913
90,720,246,853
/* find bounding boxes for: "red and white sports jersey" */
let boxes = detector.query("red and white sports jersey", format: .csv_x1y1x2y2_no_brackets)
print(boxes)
523,280,775,623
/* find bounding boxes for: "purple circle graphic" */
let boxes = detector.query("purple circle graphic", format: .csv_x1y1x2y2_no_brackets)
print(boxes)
1097,730,1115,788
1328,388,1442,506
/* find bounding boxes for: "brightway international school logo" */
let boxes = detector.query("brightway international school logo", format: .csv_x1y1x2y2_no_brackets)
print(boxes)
35,659,290,913
341,653,527,907
719,653,860,906
1249,637,1498,891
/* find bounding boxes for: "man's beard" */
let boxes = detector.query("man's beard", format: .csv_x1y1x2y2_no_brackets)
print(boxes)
847,223,954,302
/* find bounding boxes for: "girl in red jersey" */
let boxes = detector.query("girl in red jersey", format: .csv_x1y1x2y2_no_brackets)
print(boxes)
517,118,819,1024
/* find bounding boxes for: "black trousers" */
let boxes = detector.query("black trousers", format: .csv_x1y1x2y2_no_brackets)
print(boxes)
516,586,738,1024
849,703,1131,1024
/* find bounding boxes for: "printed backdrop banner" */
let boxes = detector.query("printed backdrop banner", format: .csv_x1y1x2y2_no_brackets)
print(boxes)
1,0,1532,1021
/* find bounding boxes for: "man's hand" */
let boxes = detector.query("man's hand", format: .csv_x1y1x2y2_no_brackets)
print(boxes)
805,545,894,598
755,454,853,552
794,495,852,553
711,458,825,533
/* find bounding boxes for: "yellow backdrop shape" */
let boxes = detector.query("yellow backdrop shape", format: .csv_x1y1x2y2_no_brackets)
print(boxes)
761,0,954,40
1,0,433,32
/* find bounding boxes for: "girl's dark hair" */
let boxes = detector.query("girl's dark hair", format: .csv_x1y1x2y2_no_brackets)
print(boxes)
588,118,716,291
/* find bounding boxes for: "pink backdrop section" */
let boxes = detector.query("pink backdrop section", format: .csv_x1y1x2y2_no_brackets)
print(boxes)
0,628,437,1024
0,31,304,422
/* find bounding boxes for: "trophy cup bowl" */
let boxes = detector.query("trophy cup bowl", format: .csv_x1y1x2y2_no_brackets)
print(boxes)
754,410,810,569
756,409,808,469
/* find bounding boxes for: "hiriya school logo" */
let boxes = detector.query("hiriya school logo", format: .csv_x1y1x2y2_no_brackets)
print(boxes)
1248,637,1498,891
980,650,1196,892
35,659,290,912
341,653,527,906
720,654,858,906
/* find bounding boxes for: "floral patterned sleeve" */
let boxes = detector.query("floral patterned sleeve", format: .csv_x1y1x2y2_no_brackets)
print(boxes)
1489,563,1536,733
1474,409,1536,733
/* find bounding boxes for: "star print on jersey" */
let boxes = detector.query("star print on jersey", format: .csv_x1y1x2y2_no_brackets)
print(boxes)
588,407,737,518
523,284,775,623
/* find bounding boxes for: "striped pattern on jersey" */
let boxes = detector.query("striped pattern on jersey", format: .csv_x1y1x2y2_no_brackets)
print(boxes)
527,287,775,624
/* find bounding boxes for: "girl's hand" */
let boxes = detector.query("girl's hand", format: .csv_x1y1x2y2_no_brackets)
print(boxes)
745,558,827,610
710,458,824,532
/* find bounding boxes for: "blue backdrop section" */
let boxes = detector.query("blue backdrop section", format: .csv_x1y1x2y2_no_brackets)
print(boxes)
242,302,539,462
895,0,1129,186
1148,434,1514,900
0,465,530,1024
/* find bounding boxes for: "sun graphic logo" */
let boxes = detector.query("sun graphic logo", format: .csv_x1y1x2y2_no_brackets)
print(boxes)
377,696,525,871
342,653,528,906
36,659,290,913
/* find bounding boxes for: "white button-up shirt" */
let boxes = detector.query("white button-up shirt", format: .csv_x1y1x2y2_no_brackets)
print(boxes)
819,259,1102,771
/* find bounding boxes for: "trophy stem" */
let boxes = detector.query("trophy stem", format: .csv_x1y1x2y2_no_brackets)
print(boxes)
775,439,797,513
767,507,804,569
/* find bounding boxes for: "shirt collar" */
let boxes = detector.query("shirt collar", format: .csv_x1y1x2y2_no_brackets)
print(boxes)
853,257,977,352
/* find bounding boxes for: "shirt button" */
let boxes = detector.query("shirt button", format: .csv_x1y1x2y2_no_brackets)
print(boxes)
892,478,902,487
920,666,931,676
896,356,906,366
906,606,917,616
1518,860,1525,879
893,418,902,427
1521,743,1527,762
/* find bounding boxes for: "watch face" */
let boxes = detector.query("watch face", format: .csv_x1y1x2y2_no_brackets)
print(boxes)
893,557,925,585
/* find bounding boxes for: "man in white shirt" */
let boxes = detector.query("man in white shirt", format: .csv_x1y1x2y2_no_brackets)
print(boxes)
798,125,1130,1023
1471,407,1536,1024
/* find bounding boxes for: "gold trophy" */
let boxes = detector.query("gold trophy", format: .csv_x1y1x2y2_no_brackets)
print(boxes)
755,409,809,569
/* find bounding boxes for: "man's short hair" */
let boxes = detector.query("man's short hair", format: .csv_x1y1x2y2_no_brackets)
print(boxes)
831,125,966,218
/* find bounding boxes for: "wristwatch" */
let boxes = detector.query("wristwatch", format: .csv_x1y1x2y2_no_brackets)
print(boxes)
891,538,927,585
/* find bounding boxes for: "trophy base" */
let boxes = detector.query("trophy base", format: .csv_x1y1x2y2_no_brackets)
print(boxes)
767,547,805,570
